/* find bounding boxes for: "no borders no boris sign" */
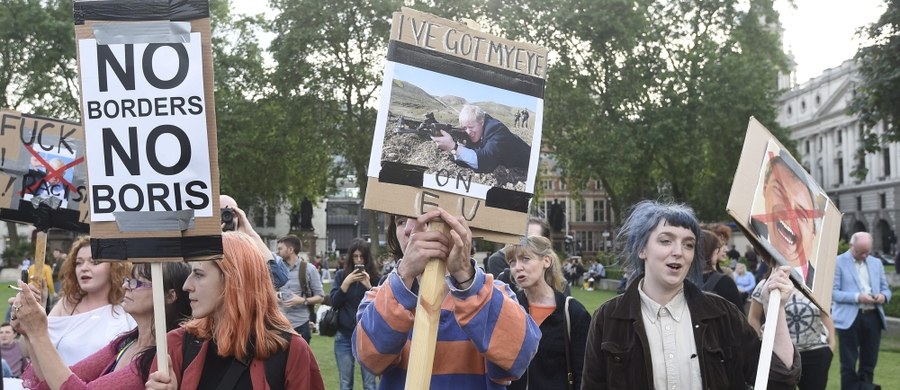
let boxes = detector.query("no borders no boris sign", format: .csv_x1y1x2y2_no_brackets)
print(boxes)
74,0,222,261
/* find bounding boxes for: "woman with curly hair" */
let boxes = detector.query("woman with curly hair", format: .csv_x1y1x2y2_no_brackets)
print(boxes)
48,236,135,365
147,231,324,390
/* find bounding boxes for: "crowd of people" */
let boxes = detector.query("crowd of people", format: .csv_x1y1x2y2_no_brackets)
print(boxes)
0,197,893,389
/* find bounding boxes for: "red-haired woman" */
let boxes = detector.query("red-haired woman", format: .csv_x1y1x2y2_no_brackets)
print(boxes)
146,231,324,390
48,236,135,365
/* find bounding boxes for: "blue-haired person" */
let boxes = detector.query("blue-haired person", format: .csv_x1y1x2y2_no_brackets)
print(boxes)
581,200,801,389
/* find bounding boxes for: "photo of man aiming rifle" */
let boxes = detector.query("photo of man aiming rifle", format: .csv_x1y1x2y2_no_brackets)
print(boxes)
431,104,531,173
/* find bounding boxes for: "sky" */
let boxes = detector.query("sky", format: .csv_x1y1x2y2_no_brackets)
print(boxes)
232,0,886,86
775,0,885,84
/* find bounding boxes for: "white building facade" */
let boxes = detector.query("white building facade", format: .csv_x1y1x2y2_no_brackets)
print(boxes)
778,59,896,255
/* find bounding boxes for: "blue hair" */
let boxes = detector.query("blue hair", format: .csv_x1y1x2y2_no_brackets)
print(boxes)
619,200,704,288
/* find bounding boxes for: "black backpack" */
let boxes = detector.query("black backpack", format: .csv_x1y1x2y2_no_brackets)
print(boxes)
181,330,291,390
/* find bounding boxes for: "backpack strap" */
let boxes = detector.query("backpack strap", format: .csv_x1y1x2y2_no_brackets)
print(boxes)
563,296,574,390
181,331,202,380
702,271,725,292
263,331,292,390
298,260,310,297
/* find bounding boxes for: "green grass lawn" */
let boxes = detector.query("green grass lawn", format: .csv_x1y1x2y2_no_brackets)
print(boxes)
4,281,899,389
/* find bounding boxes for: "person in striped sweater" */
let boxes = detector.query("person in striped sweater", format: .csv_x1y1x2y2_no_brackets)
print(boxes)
353,208,540,389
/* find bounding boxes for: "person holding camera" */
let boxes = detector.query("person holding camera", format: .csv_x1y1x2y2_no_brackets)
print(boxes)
220,195,290,289
330,238,379,390
276,234,325,345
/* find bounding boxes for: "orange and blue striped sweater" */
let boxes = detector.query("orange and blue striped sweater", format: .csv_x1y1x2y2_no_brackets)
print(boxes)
353,265,540,389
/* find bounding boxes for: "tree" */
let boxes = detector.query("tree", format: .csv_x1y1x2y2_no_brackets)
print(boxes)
268,0,401,254
210,0,333,211
850,0,900,179
0,0,79,118
476,0,792,221
0,0,79,249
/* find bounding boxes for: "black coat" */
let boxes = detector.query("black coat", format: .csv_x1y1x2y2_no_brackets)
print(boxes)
508,290,591,390
329,269,370,336
582,277,801,389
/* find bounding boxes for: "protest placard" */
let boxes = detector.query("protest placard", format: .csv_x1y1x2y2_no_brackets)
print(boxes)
727,118,841,389
0,109,88,231
363,8,548,389
365,8,548,243
727,117,840,312
74,0,223,263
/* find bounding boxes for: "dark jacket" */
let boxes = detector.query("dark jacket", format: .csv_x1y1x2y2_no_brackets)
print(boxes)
582,277,801,390
329,269,370,336
509,290,590,390
702,271,745,313
461,114,530,173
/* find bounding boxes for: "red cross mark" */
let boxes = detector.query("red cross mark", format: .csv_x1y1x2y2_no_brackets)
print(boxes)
21,145,84,196
751,151,824,268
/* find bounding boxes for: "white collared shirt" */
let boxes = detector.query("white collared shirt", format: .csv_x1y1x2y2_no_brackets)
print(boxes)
638,281,702,390
855,259,875,310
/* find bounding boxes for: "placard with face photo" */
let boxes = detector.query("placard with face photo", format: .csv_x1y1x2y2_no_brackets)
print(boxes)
727,118,841,312
365,8,548,241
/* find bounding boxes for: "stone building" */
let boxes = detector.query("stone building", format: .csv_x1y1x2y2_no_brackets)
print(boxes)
778,59,896,256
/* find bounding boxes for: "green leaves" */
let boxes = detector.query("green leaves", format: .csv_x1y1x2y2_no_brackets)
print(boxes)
0,0,78,118
850,0,900,180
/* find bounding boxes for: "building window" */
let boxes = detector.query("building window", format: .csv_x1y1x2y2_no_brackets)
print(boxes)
801,100,806,111
837,129,842,144
883,148,891,177
574,231,596,253
787,105,792,116
815,94,821,105
560,181,568,191
251,204,277,228
818,136,823,151
881,193,886,209
593,200,606,222
857,196,862,211
574,201,587,222
542,180,553,190
836,158,844,184
805,140,809,154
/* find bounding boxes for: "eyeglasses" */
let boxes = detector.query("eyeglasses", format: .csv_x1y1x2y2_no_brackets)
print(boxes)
123,278,152,290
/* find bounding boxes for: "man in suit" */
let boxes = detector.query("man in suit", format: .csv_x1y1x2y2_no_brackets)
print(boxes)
832,232,892,389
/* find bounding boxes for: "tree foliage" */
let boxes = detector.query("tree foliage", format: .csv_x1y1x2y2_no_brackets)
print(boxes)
0,0,79,118
268,0,401,249
210,0,333,210
471,0,793,221
850,0,900,179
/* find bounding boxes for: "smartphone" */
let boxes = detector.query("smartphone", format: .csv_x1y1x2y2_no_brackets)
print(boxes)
20,269,28,284
354,264,365,273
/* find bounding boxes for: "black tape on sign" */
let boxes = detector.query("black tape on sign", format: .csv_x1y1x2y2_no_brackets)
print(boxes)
74,0,210,25
386,41,545,99
379,161,426,188
91,235,223,260
486,187,532,213
0,204,89,233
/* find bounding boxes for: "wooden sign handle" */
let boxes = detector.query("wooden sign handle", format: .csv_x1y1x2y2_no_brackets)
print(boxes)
404,221,450,390
151,263,169,376
32,231,47,286
753,289,781,390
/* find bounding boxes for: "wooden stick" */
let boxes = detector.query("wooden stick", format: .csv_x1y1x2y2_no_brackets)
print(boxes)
753,289,781,390
32,231,47,285
404,221,450,390
151,263,169,376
